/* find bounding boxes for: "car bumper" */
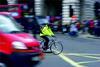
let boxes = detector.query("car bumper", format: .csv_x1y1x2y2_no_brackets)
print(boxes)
8,52,44,66
10,52,44,61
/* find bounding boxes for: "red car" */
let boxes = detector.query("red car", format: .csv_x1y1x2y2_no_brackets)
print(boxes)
0,12,44,67
0,4,28,19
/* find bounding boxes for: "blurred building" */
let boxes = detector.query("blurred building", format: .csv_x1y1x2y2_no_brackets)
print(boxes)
2,0,100,25
34,0,96,25
62,0,95,24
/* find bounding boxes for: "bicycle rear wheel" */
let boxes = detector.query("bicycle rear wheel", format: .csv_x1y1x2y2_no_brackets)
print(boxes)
50,41,63,55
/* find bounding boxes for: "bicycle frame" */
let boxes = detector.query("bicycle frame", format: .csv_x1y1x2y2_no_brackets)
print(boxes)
40,36,56,49
40,36,63,55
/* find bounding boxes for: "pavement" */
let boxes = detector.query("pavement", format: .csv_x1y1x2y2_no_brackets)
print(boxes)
78,33,100,39
55,32,100,39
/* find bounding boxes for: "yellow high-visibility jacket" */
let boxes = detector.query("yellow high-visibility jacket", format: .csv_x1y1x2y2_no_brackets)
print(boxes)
40,25,54,36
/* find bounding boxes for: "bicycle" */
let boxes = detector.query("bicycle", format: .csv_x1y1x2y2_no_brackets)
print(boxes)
40,36,63,55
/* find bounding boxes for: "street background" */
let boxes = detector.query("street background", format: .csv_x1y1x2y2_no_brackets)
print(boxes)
36,33,100,67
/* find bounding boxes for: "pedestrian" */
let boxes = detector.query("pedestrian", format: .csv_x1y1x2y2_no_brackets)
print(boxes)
22,16,40,39
88,20,95,35
69,22,78,37
76,21,81,31
94,19,100,36
81,20,89,34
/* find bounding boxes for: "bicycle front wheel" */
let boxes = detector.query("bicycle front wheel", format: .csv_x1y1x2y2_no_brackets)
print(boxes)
50,41,63,55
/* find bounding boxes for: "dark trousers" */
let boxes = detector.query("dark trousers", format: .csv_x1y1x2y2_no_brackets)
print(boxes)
41,36,49,49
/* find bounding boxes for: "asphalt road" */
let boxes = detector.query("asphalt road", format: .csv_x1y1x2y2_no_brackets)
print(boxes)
36,33,100,67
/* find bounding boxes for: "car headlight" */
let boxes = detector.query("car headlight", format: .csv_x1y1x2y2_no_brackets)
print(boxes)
12,41,27,49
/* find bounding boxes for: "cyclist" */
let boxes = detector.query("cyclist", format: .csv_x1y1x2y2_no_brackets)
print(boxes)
40,23,54,50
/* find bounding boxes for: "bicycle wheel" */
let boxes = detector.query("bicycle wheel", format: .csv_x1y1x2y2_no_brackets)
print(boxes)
50,41,63,55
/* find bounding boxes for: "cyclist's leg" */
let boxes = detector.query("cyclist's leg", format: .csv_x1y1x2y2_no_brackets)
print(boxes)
41,36,49,49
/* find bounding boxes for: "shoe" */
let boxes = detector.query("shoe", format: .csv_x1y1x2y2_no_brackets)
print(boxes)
42,46,49,50
43,47,47,50
46,49,51,52
43,48,52,53
42,46,47,50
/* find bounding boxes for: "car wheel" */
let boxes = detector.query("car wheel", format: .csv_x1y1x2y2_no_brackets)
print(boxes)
0,53,12,67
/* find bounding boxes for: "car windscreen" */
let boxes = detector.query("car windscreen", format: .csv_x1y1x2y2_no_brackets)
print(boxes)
0,15,21,33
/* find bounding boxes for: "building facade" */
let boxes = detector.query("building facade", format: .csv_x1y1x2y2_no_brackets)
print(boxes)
5,0,99,25
34,0,97,25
